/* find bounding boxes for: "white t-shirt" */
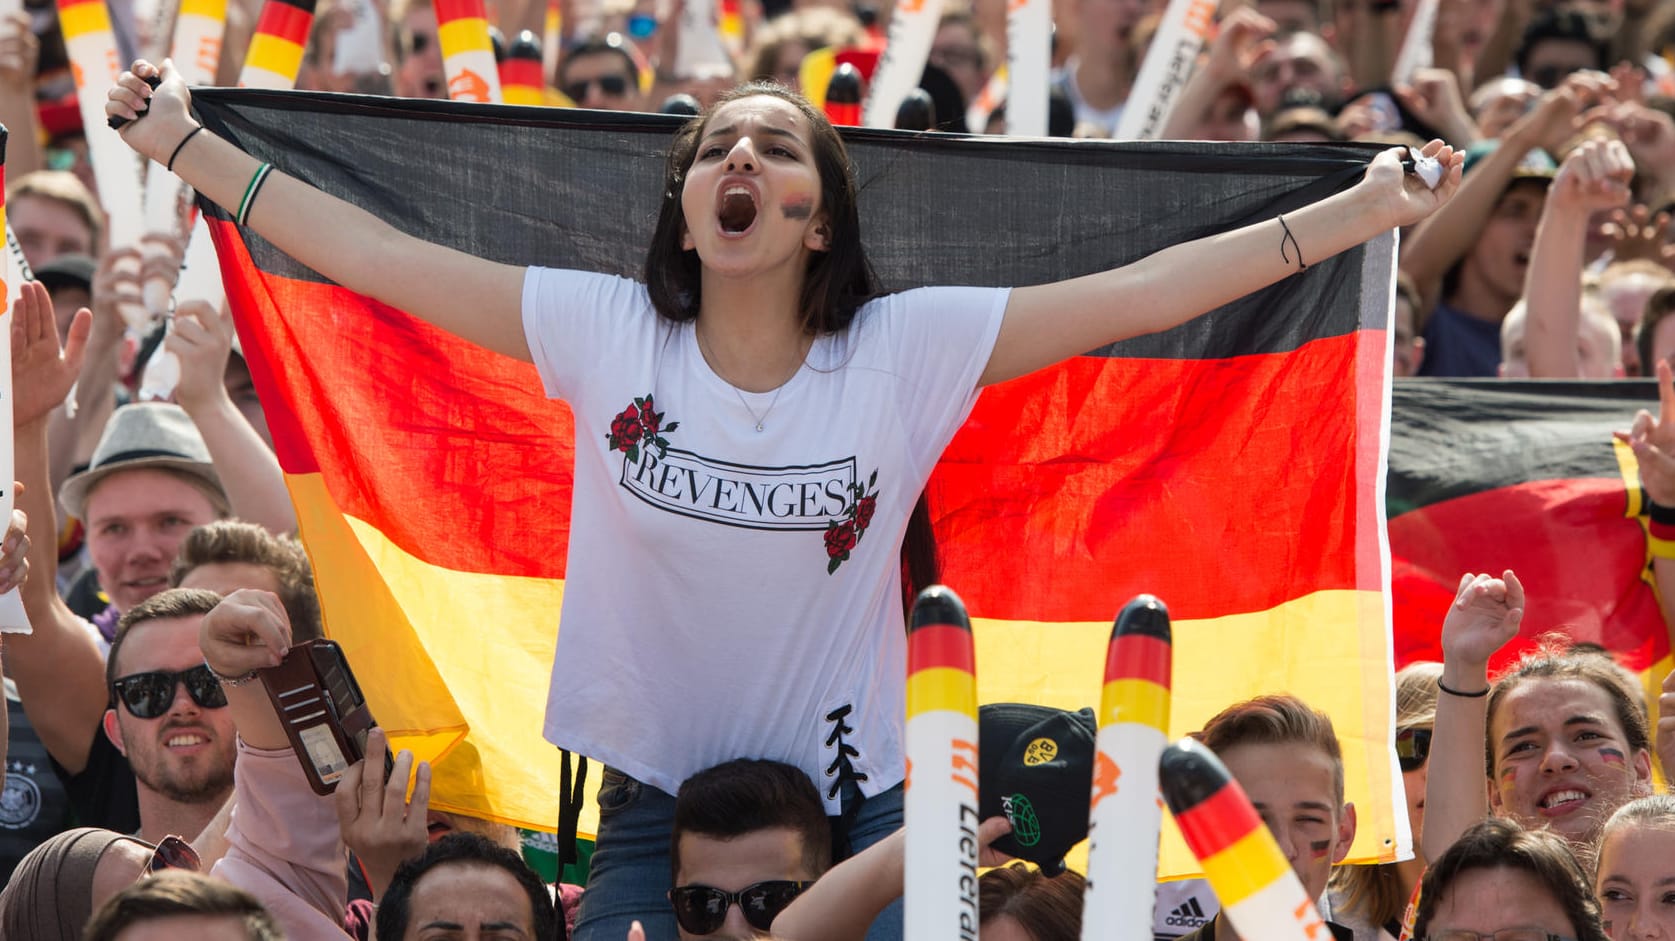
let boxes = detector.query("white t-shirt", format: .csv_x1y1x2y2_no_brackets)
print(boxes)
523,268,1009,810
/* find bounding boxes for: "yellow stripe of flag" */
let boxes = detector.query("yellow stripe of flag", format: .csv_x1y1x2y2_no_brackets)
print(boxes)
58,1,111,39
1099,678,1170,732
179,0,226,20
245,33,304,81
1199,828,1292,906
439,17,494,55
906,667,977,719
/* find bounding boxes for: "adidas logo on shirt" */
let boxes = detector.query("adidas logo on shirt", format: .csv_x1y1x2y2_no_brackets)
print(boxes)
1164,897,1209,929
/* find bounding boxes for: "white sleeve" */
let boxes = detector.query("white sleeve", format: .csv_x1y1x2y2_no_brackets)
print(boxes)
870,286,1009,479
521,267,659,400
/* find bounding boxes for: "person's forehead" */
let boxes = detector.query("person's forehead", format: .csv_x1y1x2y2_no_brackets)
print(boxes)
410,862,535,924
676,826,813,887
1434,865,1575,932
564,50,636,81
1218,741,1339,805
179,561,283,597
1493,676,1624,737
704,97,813,140
86,470,217,523
116,615,207,676
1599,821,1675,878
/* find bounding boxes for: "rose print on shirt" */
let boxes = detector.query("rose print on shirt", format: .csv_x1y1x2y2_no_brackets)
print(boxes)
824,470,879,574
606,394,678,464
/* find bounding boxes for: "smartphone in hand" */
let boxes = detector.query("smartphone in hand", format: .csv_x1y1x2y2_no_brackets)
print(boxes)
260,639,392,795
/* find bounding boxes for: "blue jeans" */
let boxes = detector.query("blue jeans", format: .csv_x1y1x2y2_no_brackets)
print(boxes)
572,768,904,941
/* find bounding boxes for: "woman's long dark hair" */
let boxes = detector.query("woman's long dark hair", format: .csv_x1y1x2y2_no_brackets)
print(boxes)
643,82,879,337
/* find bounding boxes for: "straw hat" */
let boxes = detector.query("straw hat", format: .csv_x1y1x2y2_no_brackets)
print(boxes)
58,403,228,520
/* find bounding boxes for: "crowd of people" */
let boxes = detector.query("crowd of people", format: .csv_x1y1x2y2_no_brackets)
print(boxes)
0,0,1667,935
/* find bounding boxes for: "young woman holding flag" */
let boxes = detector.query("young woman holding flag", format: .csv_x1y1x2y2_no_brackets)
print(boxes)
108,59,1461,940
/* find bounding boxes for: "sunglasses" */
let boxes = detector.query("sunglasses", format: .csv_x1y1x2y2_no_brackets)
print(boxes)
1396,726,1432,773
669,880,809,935
563,74,631,102
145,834,202,876
111,664,229,720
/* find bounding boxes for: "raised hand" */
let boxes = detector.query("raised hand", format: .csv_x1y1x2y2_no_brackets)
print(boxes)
335,727,431,900
1602,204,1675,269
1367,140,1465,229
170,300,237,413
1394,68,1477,146
10,280,90,428
1440,570,1524,670
0,498,27,595
198,588,291,680
1618,360,1675,505
106,58,198,165
1548,137,1635,214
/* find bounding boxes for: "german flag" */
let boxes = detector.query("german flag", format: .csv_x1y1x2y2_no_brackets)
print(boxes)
192,88,1401,875
1387,379,1667,689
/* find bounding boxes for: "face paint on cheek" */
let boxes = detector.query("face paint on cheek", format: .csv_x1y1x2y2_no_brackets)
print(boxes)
1309,839,1332,859
781,195,815,220
1499,764,1517,786
1599,746,1627,767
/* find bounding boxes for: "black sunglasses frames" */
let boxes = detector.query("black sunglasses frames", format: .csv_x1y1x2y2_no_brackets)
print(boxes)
112,664,229,719
668,880,809,935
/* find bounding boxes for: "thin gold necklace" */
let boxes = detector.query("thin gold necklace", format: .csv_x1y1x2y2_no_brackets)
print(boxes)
696,326,801,432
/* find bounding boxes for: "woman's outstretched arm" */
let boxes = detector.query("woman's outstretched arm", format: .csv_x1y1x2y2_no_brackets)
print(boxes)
981,140,1463,387
107,59,532,362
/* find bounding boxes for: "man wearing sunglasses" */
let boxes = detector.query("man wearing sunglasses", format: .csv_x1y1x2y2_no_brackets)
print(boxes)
98,588,239,846
557,36,645,112
662,759,831,940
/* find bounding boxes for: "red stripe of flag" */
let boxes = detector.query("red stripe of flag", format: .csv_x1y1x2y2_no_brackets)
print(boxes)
907,624,976,674
937,335,1378,622
254,0,312,46
56,0,104,11
1104,634,1170,686
435,0,486,23
1173,779,1265,859
501,59,542,86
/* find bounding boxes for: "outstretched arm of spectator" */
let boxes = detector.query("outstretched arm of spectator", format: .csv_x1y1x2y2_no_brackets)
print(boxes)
1618,361,1675,654
1470,0,1529,93
771,819,1012,941
1522,138,1634,378
1341,0,1398,94
0,11,42,178
988,140,1460,385
110,60,529,362
1657,666,1675,785
8,281,110,777
1400,72,1606,298
171,300,297,534
201,589,355,934
1421,569,1522,862
1158,8,1273,141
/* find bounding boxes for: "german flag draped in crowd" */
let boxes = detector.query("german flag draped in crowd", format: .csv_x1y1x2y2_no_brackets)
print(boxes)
192,87,1402,876
1387,380,1669,710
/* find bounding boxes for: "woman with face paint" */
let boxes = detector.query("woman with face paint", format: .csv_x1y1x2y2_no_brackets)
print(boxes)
107,59,1464,941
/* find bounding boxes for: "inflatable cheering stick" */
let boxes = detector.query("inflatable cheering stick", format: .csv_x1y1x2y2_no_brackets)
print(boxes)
240,0,318,89
895,88,935,131
824,63,863,127
501,29,544,104
905,585,981,941
1082,595,1171,941
1161,739,1327,941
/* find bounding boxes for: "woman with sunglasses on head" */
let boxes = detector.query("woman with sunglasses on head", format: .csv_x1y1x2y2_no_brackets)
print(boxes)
108,56,1463,941
0,826,203,940
1328,661,1443,940
1594,794,1675,939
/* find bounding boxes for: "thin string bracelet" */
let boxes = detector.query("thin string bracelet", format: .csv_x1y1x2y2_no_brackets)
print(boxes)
165,125,205,173
1278,214,1307,272
1437,678,1489,698
236,162,274,226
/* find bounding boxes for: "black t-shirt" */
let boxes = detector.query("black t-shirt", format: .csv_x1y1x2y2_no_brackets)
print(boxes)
48,725,140,836
0,690,75,884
